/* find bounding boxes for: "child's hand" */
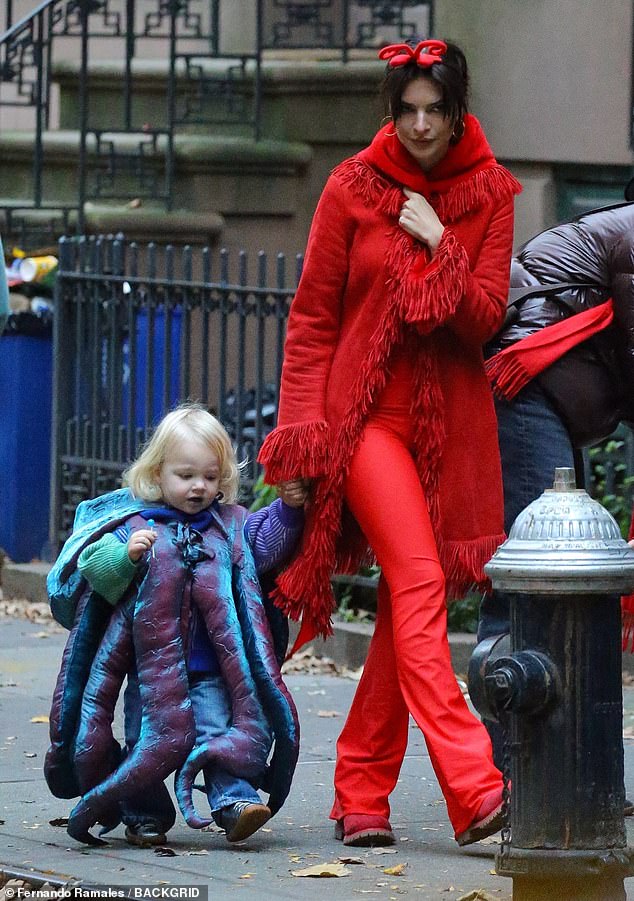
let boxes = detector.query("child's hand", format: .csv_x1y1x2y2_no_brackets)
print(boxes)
277,479,310,508
127,528,157,562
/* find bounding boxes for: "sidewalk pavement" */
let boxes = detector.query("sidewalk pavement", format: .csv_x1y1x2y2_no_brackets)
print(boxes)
2,614,634,901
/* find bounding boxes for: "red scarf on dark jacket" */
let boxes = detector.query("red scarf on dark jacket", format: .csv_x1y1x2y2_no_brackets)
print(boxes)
486,300,615,400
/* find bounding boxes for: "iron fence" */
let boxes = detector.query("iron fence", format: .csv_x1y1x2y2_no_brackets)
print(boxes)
50,233,301,548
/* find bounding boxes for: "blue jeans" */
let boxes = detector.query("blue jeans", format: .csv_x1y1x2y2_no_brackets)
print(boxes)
189,674,270,820
478,381,577,642
476,382,577,766
122,670,270,830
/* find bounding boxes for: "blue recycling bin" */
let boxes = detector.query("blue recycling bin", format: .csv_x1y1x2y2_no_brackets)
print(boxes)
0,318,53,562
122,307,182,428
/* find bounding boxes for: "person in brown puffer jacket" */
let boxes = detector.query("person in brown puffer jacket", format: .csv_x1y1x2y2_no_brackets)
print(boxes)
476,189,634,782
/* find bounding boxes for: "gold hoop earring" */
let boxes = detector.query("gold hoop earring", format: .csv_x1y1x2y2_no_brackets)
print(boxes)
381,114,397,136
450,119,465,144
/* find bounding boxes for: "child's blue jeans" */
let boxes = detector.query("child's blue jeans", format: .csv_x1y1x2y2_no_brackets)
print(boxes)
121,668,271,831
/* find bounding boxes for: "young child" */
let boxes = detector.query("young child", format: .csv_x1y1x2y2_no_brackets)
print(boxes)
45,404,306,847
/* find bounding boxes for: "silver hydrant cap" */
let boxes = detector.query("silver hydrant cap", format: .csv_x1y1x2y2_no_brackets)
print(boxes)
485,467,634,594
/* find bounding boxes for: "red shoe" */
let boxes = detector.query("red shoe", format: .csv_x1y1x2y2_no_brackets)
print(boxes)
455,788,505,847
334,814,395,847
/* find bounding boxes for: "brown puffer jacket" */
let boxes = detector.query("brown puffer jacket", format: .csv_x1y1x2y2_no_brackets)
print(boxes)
487,201,634,445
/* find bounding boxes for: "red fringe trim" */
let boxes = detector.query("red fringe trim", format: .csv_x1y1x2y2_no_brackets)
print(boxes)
435,165,522,223
333,158,521,224
622,598,634,653
438,533,506,600
623,615,634,654
396,229,468,328
257,420,331,483
485,353,531,400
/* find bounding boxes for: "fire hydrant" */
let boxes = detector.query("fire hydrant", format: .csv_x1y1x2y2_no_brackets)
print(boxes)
468,467,634,901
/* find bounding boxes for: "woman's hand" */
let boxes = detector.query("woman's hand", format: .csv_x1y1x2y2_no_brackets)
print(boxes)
277,479,311,508
399,188,444,252
127,528,157,563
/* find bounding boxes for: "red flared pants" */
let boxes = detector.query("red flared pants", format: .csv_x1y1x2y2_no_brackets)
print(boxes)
330,381,502,837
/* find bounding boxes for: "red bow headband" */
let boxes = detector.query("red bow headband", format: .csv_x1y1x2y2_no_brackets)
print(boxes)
378,39,447,68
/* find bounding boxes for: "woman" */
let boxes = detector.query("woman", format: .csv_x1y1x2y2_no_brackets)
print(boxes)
258,39,521,847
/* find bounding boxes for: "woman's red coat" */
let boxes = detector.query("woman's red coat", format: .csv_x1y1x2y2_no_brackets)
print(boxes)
259,115,522,641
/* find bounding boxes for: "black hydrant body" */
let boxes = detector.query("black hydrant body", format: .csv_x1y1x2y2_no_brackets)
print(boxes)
469,467,634,900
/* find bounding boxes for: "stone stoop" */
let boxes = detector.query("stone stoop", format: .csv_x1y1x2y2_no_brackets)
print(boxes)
0,130,314,255
1,57,383,255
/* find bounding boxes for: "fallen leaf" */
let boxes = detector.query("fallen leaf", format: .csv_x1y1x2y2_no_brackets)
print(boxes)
34,631,50,639
239,874,254,879
291,863,351,878
317,710,341,718
337,855,364,865
49,818,68,827
370,848,398,855
383,863,407,876
24,752,37,758
30,716,49,724
182,849,209,856
457,891,499,901
154,847,176,857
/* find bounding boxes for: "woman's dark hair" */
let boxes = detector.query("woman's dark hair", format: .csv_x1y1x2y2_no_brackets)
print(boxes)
381,40,469,127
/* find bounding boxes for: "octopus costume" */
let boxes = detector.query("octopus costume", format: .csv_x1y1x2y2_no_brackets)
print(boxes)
258,115,521,837
45,488,300,845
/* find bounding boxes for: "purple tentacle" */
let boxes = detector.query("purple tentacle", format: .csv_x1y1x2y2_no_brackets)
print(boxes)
176,560,270,828
44,591,115,799
67,553,196,844
232,560,300,815
73,598,133,792
69,597,135,834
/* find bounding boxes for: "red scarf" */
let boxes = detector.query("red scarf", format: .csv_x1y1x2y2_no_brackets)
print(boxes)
357,113,502,205
486,300,614,400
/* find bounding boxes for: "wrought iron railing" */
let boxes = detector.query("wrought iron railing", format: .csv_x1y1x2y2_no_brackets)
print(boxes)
0,1,434,245
50,232,302,547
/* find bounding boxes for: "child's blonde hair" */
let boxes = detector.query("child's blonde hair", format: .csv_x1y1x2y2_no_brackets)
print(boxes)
123,403,242,504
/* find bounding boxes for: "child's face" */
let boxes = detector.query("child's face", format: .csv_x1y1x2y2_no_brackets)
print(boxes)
158,436,221,514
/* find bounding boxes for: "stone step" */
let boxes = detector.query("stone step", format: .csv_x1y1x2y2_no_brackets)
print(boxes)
52,57,380,145
0,130,313,253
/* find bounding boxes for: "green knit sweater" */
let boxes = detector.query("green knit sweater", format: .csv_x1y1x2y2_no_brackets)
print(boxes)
78,533,139,605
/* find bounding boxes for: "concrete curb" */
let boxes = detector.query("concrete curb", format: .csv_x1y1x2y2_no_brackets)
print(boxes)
4,559,634,676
